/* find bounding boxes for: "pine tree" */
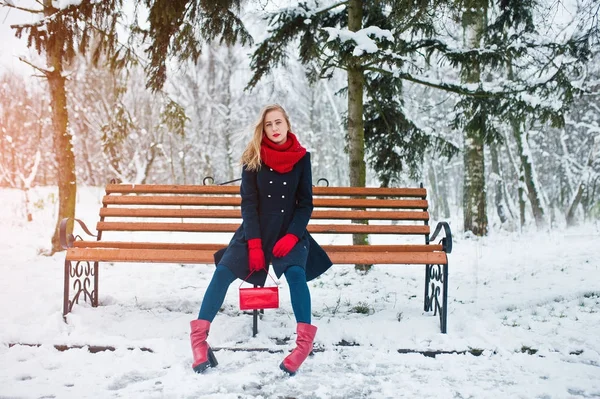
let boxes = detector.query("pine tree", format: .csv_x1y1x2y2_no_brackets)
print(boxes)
4,0,126,253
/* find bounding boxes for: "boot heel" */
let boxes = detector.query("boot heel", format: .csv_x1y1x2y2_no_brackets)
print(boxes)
208,347,218,367
279,362,295,376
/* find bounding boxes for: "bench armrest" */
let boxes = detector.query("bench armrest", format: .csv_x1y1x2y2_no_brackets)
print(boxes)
59,218,98,249
430,222,453,253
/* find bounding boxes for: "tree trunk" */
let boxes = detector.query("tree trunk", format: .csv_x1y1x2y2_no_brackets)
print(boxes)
489,142,508,223
427,161,440,221
319,76,348,185
585,177,598,220
566,183,585,226
24,188,33,222
566,136,599,226
348,0,370,272
224,46,235,181
347,0,365,190
463,133,488,235
104,75,123,179
10,137,16,186
203,46,216,181
502,138,525,227
505,54,545,228
462,4,488,236
81,130,96,186
140,146,156,185
437,164,451,219
168,132,177,184
511,119,546,228
47,1,77,253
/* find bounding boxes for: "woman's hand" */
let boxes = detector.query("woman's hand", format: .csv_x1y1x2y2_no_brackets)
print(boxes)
247,238,266,271
272,234,299,257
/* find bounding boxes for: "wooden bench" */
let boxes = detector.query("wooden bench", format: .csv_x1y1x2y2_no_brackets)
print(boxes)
60,183,452,333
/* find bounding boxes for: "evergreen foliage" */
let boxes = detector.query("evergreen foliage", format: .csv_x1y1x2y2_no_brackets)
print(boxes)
11,0,125,70
363,72,458,185
135,0,252,91
160,99,189,138
246,1,596,185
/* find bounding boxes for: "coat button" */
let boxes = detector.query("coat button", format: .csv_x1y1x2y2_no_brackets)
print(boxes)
269,181,273,184
268,195,271,197
282,195,285,198
281,209,284,213
283,182,287,185
270,168,273,171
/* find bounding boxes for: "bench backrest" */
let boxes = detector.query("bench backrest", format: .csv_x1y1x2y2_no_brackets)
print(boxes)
96,183,431,241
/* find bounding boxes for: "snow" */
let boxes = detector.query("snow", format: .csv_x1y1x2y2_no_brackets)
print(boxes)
323,26,394,56
51,0,85,10
1,186,600,398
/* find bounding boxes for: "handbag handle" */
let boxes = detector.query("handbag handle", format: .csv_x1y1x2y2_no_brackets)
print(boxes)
239,268,280,288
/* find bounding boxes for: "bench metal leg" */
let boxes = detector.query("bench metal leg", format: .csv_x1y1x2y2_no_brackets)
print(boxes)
424,264,431,312
251,282,259,337
442,263,448,333
63,259,97,319
250,284,267,337
252,309,258,337
424,262,448,334
93,261,99,307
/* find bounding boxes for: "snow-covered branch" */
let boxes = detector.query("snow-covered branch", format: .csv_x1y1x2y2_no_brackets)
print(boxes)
17,150,41,189
0,0,43,14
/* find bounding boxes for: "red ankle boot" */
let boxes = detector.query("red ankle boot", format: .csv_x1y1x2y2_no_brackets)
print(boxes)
280,323,317,376
190,319,218,373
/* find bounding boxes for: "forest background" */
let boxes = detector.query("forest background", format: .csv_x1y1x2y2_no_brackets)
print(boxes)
0,0,599,254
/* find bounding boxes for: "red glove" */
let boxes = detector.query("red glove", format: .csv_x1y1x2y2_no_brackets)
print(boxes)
272,234,299,258
247,238,266,272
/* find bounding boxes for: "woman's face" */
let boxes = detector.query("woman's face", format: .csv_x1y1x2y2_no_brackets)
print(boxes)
263,110,289,145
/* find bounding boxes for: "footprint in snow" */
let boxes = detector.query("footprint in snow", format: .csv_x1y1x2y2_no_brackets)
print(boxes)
107,370,164,391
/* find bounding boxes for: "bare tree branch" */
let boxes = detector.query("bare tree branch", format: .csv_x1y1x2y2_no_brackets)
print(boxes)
0,0,43,14
18,57,52,76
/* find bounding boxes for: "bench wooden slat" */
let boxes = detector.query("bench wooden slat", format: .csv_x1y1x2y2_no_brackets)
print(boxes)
105,184,427,198
103,196,241,206
73,241,226,250
96,221,431,235
100,208,242,219
330,251,446,265
99,208,430,221
106,185,240,195
102,195,428,209
66,248,447,265
72,241,444,252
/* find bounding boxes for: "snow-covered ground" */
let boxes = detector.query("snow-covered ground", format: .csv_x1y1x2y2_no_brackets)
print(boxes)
1,187,599,399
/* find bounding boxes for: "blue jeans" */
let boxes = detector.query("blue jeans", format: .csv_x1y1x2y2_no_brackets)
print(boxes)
198,265,311,324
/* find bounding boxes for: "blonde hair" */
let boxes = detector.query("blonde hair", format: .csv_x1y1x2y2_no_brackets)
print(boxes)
240,104,293,171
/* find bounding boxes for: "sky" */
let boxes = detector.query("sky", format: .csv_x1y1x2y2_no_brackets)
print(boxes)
0,2,40,74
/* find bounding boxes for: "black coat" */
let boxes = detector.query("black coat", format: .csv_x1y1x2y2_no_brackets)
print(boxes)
214,152,332,286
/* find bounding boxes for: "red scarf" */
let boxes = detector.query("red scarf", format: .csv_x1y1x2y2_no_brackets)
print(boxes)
260,132,307,173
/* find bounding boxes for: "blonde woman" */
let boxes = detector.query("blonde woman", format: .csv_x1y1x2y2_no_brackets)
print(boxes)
190,104,332,375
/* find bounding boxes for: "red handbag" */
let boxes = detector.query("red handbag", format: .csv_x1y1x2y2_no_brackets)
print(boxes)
239,270,280,311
